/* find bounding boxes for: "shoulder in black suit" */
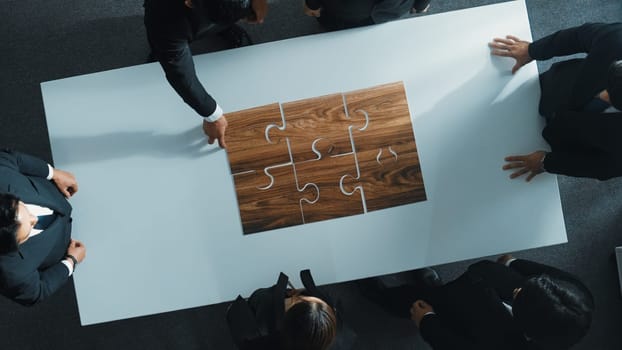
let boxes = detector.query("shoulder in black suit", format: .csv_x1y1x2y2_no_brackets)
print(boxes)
0,150,72,305
419,259,589,350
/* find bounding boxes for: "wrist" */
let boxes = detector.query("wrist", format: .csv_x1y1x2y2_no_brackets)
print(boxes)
65,254,78,270
203,105,223,123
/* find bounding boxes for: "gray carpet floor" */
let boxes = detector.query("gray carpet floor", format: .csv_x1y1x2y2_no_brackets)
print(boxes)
1,0,621,349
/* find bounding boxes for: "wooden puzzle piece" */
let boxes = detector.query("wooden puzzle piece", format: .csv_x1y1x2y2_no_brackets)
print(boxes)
277,93,367,163
341,82,427,212
233,157,318,234
341,142,426,212
294,138,365,224
226,103,289,175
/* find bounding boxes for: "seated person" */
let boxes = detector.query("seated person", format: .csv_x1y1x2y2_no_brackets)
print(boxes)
0,149,86,305
303,0,431,31
363,256,594,349
489,23,622,181
227,270,355,350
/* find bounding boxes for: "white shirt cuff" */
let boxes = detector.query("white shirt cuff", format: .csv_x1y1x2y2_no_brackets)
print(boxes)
61,259,74,276
505,258,518,267
46,164,54,180
203,104,223,122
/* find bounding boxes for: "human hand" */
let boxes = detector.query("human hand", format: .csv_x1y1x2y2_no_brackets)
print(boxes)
497,254,515,265
304,2,321,17
503,151,547,182
489,35,533,74
52,168,79,197
67,239,86,264
203,116,228,149
248,0,268,24
410,300,434,328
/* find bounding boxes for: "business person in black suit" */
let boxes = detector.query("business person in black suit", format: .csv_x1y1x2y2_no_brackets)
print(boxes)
144,0,270,149
0,150,86,305
303,0,431,31
408,256,594,350
489,23,622,181
227,270,356,350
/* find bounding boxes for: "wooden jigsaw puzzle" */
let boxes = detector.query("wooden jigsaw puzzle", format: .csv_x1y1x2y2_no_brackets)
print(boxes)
226,81,427,234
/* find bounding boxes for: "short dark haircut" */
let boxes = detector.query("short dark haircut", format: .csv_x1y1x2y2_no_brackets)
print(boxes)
513,274,594,349
607,60,622,110
281,298,337,350
0,193,20,254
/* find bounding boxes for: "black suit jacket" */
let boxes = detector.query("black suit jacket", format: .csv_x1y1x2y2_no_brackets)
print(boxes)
228,271,356,350
144,0,230,118
542,110,622,180
305,0,411,29
529,22,622,118
0,150,72,305
419,259,590,350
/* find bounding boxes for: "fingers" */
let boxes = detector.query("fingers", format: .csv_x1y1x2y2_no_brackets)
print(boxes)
510,167,529,179
526,171,538,182
504,155,527,162
218,135,227,149
207,136,215,145
512,63,522,75
506,35,522,42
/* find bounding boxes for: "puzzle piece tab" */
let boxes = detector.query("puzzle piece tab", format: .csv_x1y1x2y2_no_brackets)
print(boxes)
226,103,289,175
233,163,318,234
294,139,364,224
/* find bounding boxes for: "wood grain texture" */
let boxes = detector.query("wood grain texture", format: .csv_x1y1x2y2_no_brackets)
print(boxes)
226,103,290,175
226,81,427,235
294,142,364,224
232,165,317,234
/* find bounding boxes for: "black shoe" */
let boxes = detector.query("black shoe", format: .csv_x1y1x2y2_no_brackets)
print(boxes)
218,24,254,49
412,268,442,288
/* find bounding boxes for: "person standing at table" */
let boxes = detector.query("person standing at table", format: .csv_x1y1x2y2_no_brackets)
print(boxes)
303,0,432,31
144,0,270,149
489,23,622,181
0,149,86,305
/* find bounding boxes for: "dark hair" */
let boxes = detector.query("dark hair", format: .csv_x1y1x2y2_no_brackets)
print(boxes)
281,298,337,350
513,275,594,349
607,60,622,110
0,193,20,254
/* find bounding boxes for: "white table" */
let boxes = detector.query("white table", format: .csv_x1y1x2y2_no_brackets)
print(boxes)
41,0,566,325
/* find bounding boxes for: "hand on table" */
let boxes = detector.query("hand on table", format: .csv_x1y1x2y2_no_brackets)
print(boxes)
489,35,533,74
503,151,547,182
52,168,79,197
410,300,434,328
248,0,268,24
67,239,86,265
304,2,321,17
203,116,228,149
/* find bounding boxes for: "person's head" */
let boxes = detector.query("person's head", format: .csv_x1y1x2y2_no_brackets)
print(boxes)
602,60,622,110
281,295,337,350
0,193,38,254
513,275,594,349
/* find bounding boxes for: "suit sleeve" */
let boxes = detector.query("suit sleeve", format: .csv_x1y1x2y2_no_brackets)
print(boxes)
0,150,50,178
543,151,620,180
371,0,411,24
11,263,69,306
145,16,218,118
529,23,622,109
419,314,477,349
508,259,579,282
305,0,322,10
465,260,524,301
